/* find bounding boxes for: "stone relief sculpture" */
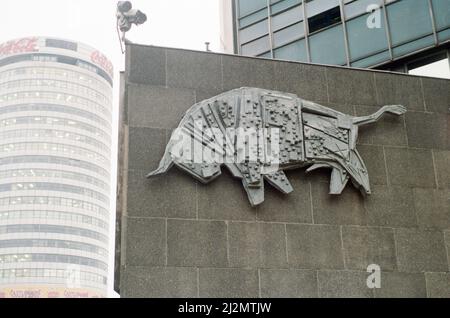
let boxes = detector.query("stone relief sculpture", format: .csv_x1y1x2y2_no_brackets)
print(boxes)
148,87,406,206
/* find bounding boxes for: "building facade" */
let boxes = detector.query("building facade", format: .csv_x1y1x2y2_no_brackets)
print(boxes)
221,0,450,75
0,37,113,298
117,43,450,298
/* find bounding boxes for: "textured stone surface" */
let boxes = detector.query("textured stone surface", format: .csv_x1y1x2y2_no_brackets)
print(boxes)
425,273,450,298
365,185,417,228
274,62,328,102
128,85,195,129
384,147,436,188
326,68,376,106
413,188,450,230
286,224,344,269
434,150,450,189
405,111,448,150
395,228,448,272
374,272,427,298
318,270,373,298
422,77,450,113
126,169,197,219
120,266,198,298
128,127,167,171
166,49,222,91
119,44,450,298
222,55,275,91
127,45,166,86
124,218,166,266
311,182,367,226
256,171,312,223
199,268,259,298
356,145,388,185
356,105,407,147
260,269,318,298
228,222,288,268
375,73,425,111
342,227,397,271
167,219,228,267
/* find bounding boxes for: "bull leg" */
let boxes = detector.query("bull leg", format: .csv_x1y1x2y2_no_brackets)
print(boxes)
352,105,407,126
264,171,294,194
242,179,265,207
329,168,350,195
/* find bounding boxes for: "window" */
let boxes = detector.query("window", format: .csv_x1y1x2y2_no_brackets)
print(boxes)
308,5,341,33
241,36,271,56
45,39,78,51
273,22,305,48
274,39,308,62
346,12,389,62
309,24,347,65
271,5,303,31
238,0,267,17
387,0,434,46
240,19,269,44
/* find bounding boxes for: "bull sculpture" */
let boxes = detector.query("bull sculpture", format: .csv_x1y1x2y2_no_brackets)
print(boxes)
148,87,406,206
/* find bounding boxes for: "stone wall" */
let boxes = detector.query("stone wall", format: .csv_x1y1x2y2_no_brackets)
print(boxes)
116,43,450,298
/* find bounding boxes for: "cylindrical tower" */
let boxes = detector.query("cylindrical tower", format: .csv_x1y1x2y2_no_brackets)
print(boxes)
0,37,113,298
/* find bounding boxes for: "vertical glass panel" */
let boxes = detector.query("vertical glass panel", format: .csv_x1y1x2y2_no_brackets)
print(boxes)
351,50,391,68
273,22,305,47
308,6,341,33
438,29,450,42
347,11,389,61
238,0,267,17
239,19,269,44
274,39,308,62
239,9,268,29
431,0,450,31
392,35,435,58
241,35,271,56
344,0,383,20
309,24,347,65
387,0,434,46
271,0,302,15
271,5,303,31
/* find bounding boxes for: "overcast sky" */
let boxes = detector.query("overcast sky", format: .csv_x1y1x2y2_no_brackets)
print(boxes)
0,0,221,298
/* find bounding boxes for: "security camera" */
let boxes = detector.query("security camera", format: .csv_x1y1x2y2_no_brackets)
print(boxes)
117,1,132,13
116,1,147,33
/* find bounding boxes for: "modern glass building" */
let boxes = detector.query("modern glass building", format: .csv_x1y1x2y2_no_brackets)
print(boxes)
221,0,450,76
0,37,113,298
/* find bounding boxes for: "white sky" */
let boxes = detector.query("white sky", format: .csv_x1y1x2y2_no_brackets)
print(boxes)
0,0,221,298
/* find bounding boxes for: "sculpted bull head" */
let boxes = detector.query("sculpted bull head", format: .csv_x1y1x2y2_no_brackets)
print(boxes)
148,88,406,206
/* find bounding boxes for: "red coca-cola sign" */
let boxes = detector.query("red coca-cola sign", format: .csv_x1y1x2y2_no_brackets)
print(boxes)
91,51,114,78
0,37,39,57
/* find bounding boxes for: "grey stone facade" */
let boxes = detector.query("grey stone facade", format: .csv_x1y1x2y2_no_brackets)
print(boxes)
116,43,450,298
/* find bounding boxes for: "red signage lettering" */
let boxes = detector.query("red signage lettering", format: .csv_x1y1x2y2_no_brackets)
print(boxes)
91,51,114,78
0,37,39,57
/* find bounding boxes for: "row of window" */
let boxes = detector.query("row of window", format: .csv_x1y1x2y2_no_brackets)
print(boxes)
0,91,111,120
0,196,108,218
0,103,111,130
0,182,109,204
0,143,109,168
0,225,108,244
0,268,106,285
0,210,108,230
0,53,113,86
0,129,111,153
0,239,108,257
0,67,111,94
0,169,109,192
0,79,111,105
0,116,111,142
0,253,107,271
238,0,450,67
